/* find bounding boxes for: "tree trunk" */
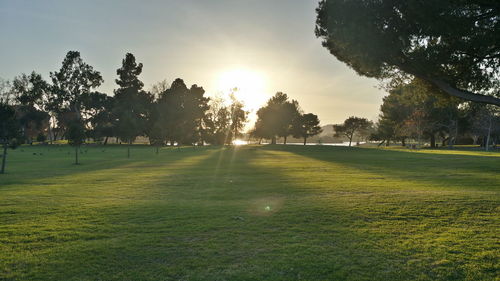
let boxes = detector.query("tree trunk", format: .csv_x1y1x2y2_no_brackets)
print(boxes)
348,134,353,147
283,136,287,145
1,145,7,174
103,136,108,145
430,134,436,148
449,125,458,149
48,123,53,144
271,136,276,144
486,117,492,151
303,137,307,145
401,138,406,147
75,146,79,165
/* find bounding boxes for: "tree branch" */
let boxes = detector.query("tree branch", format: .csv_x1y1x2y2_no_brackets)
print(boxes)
423,77,500,106
395,63,500,106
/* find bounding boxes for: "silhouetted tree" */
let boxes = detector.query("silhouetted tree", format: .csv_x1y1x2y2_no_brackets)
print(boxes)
11,72,51,143
0,103,21,174
113,53,152,157
156,78,209,145
80,92,115,144
50,51,103,119
202,96,231,145
50,51,103,141
228,93,248,144
12,72,49,109
292,113,322,145
280,100,301,144
254,92,298,144
334,117,372,146
0,78,12,105
315,0,500,105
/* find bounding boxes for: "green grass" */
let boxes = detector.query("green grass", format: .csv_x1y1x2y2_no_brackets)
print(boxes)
0,144,499,281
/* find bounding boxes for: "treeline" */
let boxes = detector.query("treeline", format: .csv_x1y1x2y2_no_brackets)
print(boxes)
369,79,500,150
0,51,322,171
0,52,248,150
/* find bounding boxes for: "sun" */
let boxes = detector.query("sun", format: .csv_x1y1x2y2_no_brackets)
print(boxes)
216,68,268,111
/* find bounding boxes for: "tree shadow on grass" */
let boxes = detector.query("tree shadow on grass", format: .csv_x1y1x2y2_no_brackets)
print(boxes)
261,145,500,191
0,145,215,188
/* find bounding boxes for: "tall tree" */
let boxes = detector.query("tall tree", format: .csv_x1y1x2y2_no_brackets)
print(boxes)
292,113,322,145
228,93,248,144
333,116,372,146
156,78,209,146
315,0,500,105
202,96,231,145
50,51,103,119
280,99,301,144
113,53,152,157
50,51,103,142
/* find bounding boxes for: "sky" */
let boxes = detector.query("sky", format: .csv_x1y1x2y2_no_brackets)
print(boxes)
0,0,386,125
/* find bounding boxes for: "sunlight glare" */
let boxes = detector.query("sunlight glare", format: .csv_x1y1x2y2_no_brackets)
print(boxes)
216,68,268,111
232,139,248,146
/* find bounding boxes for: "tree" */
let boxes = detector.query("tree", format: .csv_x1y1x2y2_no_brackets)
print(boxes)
254,92,299,144
471,105,500,151
315,0,500,105
150,79,170,101
50,51,103,119
228,93,248,144
113,53,152,157
155,78,209,146
66,120,86,165
292,113,322,145
333,117,372,146
12,72,49,109
11,72,51,143
201,96,231,145
0,78,12,105
279,100,301,144
50,51,103,143
0,103,21,174
80,92,115,144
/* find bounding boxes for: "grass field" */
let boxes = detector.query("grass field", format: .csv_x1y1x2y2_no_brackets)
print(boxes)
0,145,499,281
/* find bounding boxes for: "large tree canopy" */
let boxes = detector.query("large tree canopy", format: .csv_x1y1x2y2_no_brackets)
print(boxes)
50,51,103,118
315,0,500,105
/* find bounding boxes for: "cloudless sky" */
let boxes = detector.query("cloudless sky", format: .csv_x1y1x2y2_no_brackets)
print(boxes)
0,0,385,125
